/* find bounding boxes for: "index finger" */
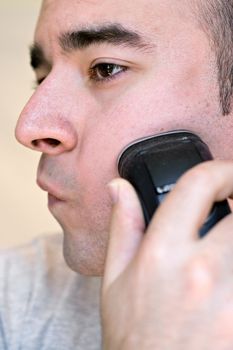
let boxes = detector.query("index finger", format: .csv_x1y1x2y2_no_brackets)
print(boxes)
145,160,233,246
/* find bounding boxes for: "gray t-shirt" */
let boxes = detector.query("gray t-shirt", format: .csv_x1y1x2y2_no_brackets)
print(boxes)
0,234,101,350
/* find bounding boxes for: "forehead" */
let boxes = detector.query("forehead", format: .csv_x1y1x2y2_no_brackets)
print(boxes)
36,0,193,43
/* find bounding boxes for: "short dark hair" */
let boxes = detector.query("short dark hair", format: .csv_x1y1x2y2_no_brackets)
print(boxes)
197,0,233,115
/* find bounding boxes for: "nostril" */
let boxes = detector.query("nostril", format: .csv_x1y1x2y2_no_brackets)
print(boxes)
32,138,61,148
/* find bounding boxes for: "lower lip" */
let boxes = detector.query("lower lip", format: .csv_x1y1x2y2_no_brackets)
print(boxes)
48,193,64,208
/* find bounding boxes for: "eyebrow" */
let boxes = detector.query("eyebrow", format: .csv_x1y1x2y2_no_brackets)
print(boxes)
59,23,153,51
30,23,154,70
30,43,50,70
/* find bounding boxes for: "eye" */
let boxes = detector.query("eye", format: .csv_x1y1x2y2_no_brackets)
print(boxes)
89,63,128,83
37,77,46,85
32,76,46,90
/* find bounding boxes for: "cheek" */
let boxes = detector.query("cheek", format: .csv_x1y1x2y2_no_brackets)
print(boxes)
94,82,191,143
76,137,117,211
76,61,219,202
79,87,184,191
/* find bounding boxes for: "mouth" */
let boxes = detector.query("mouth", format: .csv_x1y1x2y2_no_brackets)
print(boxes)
47,193,64,208
36,177,66,206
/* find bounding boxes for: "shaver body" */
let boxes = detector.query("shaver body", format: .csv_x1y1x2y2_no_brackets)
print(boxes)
118,130,230,237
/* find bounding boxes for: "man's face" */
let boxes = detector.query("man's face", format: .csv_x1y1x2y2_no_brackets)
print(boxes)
16,0,231,275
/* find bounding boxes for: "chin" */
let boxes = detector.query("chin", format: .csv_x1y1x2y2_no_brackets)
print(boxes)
62,229,108,276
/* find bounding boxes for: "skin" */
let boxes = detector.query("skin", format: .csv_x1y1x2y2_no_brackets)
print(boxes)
15,0,233,347
15,0,233,279
102,163,233,349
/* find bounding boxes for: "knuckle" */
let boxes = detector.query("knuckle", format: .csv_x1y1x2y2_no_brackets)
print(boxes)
183,254,217,300
139,237,167,268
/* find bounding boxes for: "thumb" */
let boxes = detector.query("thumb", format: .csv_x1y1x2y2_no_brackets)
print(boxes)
103,178,145,288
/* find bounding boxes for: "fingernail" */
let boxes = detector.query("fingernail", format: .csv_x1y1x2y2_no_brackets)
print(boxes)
107,181,120,204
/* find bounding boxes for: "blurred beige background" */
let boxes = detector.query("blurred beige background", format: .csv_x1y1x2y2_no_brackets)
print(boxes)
0,0,61,248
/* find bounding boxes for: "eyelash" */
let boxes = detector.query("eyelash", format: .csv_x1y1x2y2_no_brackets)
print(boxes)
33,62,128,89
88,63,128,83
32,77,45,89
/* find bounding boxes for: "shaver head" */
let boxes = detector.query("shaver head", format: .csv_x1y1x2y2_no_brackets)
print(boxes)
118,130,212,184
118,130,230,236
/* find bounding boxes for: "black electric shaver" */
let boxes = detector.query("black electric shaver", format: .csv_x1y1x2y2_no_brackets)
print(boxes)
118,130,231,237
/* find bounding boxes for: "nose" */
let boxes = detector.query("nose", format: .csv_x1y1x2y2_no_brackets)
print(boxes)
15,78,78,155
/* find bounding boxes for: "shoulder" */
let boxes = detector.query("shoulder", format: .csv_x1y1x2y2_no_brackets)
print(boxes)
0,233,101,303
0,235,101,349
0,234,70,291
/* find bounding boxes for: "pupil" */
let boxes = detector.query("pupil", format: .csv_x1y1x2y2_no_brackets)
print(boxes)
99,64,114,77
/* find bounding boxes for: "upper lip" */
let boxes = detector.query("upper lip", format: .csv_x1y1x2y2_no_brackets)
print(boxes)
37,177,66,201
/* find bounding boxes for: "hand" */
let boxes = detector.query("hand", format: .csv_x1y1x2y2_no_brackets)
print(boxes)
101,160,233,350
